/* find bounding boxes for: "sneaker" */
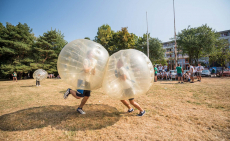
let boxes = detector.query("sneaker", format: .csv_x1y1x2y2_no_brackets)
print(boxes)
128,108,134,113
77,108,86,114
181,82,184,84
178,82,180,83
137,110,146,116
64,88,71,99
39,85,41,86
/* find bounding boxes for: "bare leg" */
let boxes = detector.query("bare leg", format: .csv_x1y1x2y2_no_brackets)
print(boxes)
69,90,81,99
79,96,89,108
129,99,144,112
16,77,17,82
120,100,132,109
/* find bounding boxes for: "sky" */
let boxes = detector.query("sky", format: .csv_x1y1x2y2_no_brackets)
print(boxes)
0,0,229,43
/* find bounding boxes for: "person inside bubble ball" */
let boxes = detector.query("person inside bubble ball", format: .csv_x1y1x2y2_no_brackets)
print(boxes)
36,74,41,86
78,50,97,88
116,59,146,116
64,50,97,115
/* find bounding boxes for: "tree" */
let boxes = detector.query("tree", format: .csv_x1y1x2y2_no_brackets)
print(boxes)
176,24,219,65
31,29,67,74
110,27,135,54
136,33,165,63
209,39,230,75
94,25,136,55
94,24,113,54
0,22,35,79
84,37,90,40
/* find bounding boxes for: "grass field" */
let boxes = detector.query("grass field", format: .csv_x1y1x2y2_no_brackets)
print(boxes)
0,77,229,141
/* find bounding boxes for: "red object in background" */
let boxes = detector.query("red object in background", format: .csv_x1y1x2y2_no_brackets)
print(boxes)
218,70,230,77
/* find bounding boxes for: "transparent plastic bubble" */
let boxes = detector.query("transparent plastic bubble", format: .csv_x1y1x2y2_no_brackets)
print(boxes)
33,69,48,81
102,49,154,100
57,39,109,90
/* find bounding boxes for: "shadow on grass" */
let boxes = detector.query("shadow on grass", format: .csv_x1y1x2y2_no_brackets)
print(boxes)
160,83,181,84
0,104,121,131
20,85,35,87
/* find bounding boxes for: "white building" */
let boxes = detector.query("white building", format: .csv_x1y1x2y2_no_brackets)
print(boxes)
162,29,230,69
162,41,189,70
218,30,230,67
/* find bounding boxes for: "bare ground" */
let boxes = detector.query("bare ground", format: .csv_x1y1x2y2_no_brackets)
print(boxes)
0,77,229,141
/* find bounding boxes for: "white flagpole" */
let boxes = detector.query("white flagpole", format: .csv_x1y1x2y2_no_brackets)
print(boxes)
146,12,149,58
173,0,177,68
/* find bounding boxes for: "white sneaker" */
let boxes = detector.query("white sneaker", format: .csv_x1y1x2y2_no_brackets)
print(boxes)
64,88,71,99
39,85,41,86
77,108,86,114
36,85,38,87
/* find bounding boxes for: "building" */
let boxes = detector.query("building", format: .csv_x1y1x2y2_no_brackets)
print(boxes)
162,30,230,70
218,30,230,68
162,41,189,70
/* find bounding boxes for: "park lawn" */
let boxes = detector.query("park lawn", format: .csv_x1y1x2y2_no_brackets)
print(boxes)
0,78,229,141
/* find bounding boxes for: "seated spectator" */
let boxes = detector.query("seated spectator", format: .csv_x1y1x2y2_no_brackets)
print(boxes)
162,70,168,80
183,72,190,82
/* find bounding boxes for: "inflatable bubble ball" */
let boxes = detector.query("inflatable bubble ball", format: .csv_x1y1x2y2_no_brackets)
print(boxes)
57,39,109,90
33,69,48,81
102,49,154,100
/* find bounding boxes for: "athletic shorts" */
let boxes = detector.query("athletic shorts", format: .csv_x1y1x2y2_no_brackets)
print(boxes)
177,73,182,77
123,88,134,100
76,90,91,97
155,72,157,76
159,70,162,73
197,72,202,76
191,73,195,77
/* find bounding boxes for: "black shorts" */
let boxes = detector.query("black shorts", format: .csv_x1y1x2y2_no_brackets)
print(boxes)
76,90,91,97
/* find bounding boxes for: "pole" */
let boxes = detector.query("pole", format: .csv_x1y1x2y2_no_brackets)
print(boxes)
173,0,177,68
146,12,149,58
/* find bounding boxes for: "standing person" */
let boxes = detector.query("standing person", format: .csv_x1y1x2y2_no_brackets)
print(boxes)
116,59,145,116
64,50,97,114
36,74,41,86
12,72,17,82
164,64,168,72
176,64,183,83
189,64,195,83
154,65,158,82
197,63,204,82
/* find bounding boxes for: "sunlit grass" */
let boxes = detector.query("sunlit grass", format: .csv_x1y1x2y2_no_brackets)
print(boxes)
0,77,230,140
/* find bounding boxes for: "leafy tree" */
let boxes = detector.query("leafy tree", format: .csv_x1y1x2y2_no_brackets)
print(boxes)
31,29,67,74
110,27,135,54
136,33,165,63
154,58,168,66
84,37,90,40
176,24,219,65
0,22,35,79
94,24,113,54
209,39,230,75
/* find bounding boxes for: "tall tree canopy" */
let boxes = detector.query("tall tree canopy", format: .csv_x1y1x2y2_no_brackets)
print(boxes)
136,33,165,63
31,29,67,74
209,39,230,70
0,22,35,78
176,24,219,65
